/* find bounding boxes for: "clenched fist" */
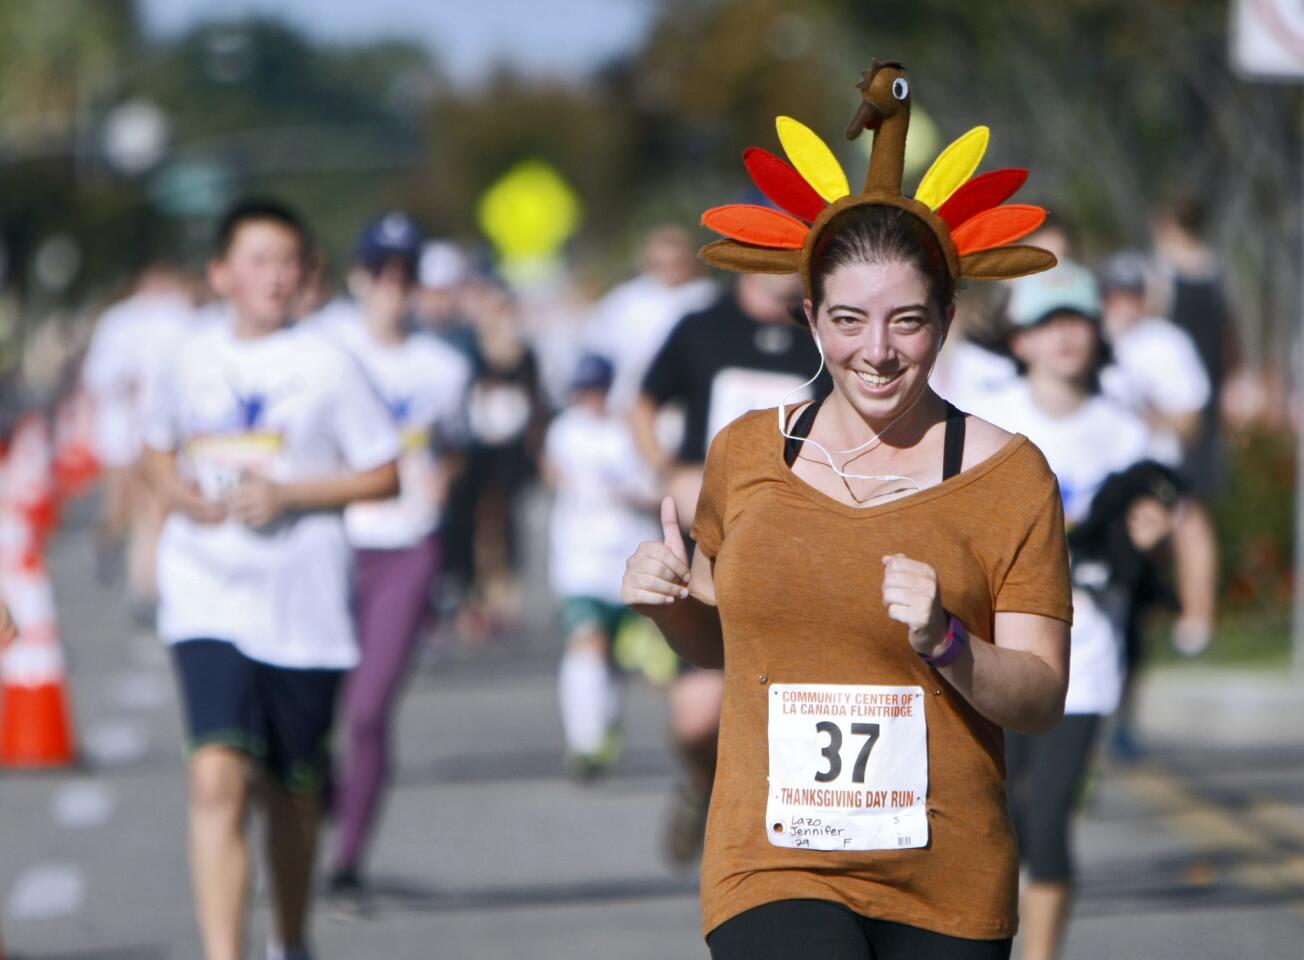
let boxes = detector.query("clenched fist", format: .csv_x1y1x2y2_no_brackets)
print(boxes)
227,472,287,528
881,554,948,658
621,496,692,611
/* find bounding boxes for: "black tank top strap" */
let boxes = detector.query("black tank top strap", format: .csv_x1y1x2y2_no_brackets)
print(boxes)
783,396,824,467
784,396,967,478
942,402,967,481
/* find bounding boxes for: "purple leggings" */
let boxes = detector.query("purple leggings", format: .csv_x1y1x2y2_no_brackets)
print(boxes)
333,535,440,872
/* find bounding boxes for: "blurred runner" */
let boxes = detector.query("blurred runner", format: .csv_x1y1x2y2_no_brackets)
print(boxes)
542,353,658,779
1099,250,1209,467
413,240,478,362
977,262,1150,960
1099,248,1218,668
1151,195,1243,499
450,283,546,640
631,271,827,866
322,212,472,910
82,261,195,609
588,225,717,419
143,199,400,960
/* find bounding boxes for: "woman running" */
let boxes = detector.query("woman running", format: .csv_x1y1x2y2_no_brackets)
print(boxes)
622,62,1072,959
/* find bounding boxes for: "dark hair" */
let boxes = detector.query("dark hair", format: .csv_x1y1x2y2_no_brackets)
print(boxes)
213,198,310,258
808,204,954,314
1163,191,1208,237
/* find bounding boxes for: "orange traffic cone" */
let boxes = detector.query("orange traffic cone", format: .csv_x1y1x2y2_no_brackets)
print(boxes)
0,605,76,769
1,414,76,768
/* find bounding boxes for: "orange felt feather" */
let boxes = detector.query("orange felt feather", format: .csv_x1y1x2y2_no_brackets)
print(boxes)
701,204,809,249
950,204,1047,257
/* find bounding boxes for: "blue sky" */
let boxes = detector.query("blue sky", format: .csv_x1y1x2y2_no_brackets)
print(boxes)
138,0,655,84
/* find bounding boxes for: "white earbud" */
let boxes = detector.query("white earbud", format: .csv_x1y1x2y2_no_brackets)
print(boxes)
778,328,943,497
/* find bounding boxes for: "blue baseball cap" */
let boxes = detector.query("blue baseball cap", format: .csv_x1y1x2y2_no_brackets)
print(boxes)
355,212,424,269
1007,260,1102,328
570,353,615,391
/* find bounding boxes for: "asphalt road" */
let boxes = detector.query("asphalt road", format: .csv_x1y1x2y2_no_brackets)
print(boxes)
2,499,1303,958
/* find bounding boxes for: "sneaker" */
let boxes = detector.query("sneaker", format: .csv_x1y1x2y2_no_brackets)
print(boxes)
266,944,314,960
1110,723,1144,762
325,867,371,919
565,728,624,784
662,781,710,868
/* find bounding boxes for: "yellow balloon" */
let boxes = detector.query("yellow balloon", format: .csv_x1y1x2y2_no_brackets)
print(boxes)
477,160,582,261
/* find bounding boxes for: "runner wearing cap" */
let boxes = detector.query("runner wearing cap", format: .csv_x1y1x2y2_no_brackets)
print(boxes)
143,199,401,960
543,352,659,778
972,261,1150,960
624,63,1071,958
318,213,473,909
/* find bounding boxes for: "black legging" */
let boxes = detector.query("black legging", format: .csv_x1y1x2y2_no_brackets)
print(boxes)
1005,714,1103,883
707,899,1012,960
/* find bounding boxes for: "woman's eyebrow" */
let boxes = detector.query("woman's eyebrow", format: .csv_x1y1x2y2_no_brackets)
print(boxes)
828,303,929,316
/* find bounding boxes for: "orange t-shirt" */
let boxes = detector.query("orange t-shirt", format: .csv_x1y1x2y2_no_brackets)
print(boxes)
691,408,1072,940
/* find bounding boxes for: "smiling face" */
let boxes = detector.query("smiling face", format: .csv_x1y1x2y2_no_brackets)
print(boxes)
805,259,950,424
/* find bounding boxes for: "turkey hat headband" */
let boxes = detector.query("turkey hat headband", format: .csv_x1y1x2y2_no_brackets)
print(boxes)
700,61,1058,297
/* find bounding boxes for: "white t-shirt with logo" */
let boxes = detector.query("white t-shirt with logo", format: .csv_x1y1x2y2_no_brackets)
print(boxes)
144,321,401,669
331,320,472,549
972,381,1150,716
1100,315,1210,465
545,407,660,604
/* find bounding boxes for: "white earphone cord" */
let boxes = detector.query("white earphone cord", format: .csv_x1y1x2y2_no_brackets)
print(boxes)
776,332,941,489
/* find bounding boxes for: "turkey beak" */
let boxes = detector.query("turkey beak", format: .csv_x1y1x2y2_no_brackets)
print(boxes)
845,100,881,141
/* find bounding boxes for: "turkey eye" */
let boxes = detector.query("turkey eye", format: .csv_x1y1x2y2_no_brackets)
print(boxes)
892,78,909,100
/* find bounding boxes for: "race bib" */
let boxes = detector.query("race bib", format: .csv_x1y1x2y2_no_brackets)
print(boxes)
186,432,284,499
767,684,929,851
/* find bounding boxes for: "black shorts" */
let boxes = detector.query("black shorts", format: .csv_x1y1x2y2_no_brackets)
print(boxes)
171,639,343,794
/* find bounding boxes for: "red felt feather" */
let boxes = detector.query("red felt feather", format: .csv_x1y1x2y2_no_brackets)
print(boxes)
701,204,809,249
951,204,1047,257
937,169,1029,232
742,147,828,222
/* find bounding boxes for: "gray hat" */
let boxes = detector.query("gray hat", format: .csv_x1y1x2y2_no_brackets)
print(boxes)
1007,260,1101,328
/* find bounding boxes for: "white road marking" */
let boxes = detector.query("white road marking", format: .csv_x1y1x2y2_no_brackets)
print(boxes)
83,720,148,766
52,781,116,828
108,669,171,711
5,863,86,920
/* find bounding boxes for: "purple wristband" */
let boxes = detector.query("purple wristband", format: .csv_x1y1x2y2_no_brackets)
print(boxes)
922,615,968,668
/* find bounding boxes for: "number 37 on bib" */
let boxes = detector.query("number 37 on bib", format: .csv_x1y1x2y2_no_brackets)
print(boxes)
767,684,929,852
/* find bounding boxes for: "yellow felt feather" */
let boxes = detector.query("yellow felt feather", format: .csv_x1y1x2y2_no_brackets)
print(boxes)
776,116,850,204
915,126,990,211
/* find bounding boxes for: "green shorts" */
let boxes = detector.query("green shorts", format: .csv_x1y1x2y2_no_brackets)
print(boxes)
560,596,627,640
